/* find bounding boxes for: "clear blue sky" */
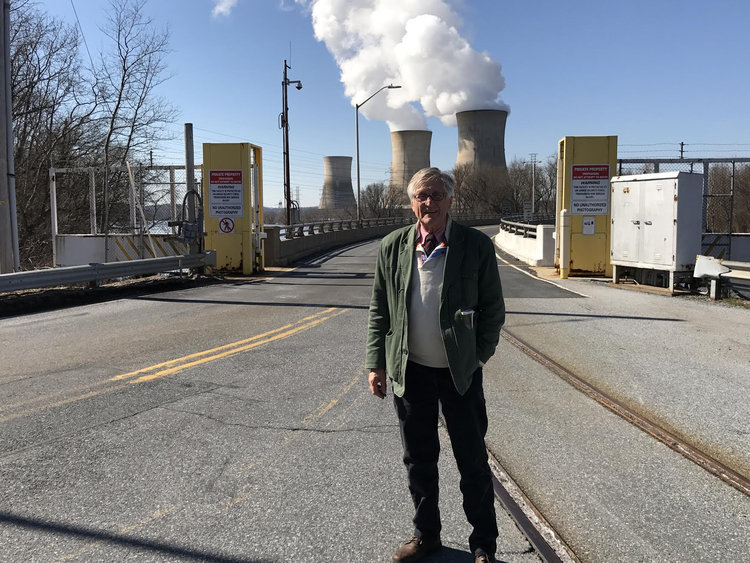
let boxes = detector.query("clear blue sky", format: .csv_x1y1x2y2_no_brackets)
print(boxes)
39,0,750,208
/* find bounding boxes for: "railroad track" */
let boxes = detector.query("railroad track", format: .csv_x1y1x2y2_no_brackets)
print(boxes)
484,326,750,562
500,329,750,498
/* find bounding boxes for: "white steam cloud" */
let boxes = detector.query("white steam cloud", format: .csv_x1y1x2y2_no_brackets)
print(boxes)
307,0,508,131
212,0,238,17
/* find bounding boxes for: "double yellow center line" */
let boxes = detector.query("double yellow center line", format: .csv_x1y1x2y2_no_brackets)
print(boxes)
1,307,347,423
111,307,346,384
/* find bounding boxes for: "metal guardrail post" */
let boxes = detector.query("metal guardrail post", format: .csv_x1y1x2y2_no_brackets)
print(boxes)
0,252,216,293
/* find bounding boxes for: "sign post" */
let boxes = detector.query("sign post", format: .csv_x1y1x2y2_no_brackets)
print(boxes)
202,143,263,274
556,136,617,276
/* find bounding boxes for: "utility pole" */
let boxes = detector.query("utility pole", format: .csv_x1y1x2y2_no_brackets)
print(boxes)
680,142,685,159
281,60,302,227
529,153,537,216
184,123,200,255
0,0,19,272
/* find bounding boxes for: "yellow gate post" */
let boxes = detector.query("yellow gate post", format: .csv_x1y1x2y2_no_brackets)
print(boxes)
202,143,264,275
555,136,617,277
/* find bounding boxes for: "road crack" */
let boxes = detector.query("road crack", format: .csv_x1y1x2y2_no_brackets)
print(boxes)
160,405,397,434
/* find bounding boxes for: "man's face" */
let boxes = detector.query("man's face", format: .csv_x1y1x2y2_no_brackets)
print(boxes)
410,178,453,233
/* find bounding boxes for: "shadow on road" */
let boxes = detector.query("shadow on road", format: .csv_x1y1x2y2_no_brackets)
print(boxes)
0,511,272,563
507,310,683,322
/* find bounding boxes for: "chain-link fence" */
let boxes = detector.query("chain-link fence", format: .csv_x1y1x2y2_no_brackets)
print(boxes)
617,158,750,258
617,158,750,232
51,165,202,236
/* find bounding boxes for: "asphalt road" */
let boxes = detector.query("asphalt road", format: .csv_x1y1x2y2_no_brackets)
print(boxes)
0,229,538,563
1,226,748,562
491,249,750,562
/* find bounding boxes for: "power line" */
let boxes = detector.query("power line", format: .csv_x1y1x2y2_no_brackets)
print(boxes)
69,0,95,70
688,143,750,147
619,142,677,147
618,149,679,154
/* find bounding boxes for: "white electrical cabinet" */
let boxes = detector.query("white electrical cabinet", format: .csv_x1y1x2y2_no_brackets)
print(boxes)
610,171,703,289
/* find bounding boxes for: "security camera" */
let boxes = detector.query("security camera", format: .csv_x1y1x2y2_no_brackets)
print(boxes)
296,82,302,90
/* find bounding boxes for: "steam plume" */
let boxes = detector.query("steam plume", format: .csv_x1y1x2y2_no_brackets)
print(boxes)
212,0,238,17
306,0,508,131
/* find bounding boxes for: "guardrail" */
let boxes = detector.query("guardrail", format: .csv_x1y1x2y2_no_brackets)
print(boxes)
499,214,555,238
495,216,556,267
279,216,413,239
693,255,750,300
0,252,216,293
500,219,540,239
1,214,504,292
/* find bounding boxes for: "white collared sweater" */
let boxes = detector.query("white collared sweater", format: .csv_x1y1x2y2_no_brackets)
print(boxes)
407,246,449,368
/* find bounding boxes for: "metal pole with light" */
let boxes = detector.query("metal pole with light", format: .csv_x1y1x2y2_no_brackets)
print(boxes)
355,84,401,221
530,153,537,216
281,60,302,227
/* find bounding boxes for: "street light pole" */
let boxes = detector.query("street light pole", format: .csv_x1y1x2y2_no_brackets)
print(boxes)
281,60,302,226
529,153,537,216
355,84,401,222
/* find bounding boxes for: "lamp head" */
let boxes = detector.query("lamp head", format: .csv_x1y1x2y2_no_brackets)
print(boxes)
295,82,302,90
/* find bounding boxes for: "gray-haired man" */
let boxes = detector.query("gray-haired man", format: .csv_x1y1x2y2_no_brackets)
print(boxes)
366,168,505,563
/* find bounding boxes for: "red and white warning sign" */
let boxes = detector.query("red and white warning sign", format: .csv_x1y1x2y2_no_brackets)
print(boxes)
570,165,610,215
209,170,243,217
219,217,235,234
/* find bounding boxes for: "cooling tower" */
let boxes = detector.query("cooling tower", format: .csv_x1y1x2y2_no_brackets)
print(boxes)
319,156,356,209
389,130,432,203
455,109,509,179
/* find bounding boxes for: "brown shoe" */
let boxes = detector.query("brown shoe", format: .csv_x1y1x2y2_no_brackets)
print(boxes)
392,536,441,562
475,554,496,563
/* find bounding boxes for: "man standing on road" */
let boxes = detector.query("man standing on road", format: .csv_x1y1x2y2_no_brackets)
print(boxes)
366,167,505,563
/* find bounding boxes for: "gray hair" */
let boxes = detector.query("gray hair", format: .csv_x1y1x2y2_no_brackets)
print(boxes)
406,167,455,200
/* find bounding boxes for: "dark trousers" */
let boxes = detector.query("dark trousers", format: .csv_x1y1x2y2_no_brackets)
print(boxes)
393,361,498,556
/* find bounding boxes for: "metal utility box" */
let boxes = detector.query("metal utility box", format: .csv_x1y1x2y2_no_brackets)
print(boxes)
610,171,703,289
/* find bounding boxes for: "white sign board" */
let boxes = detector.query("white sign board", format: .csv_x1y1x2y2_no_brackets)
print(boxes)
209,170,243,217
582,216,596,235
571,165,610,215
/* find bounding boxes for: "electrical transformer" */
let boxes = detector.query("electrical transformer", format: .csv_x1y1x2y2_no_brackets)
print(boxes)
610,171,703,290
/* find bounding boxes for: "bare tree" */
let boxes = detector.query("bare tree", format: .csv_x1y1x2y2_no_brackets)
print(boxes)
505,156,558,218
10,1,98,266
9,0,177,267
507,158,530,213
361,182,387,218
361,181,406,218
96,0,177,235
532,155,557,216
453,163,512,215
384,183,408,215
451,164,472,215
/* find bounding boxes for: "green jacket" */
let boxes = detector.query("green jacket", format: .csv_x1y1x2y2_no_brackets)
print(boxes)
366,220,505,397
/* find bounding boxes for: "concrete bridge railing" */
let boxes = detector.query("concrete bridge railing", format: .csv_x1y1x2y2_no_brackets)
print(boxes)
495,218,555,267
0,216,503,292
263,215,503,267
